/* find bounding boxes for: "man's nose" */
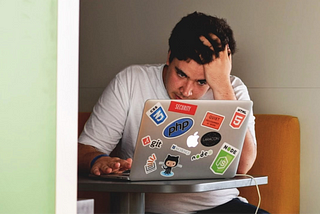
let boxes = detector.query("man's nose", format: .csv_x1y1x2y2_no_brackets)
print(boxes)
181,81,193,97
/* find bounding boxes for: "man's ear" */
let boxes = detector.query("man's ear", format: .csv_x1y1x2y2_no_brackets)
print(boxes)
166,50,171,66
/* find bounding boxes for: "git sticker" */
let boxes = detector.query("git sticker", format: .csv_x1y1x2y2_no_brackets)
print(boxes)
146,102,168,126
144,153,157,174
210,142,239,175
230,107,249,129
201,111,225,131
141,135,163,149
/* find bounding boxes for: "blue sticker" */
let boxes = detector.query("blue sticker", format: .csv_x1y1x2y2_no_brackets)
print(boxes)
163,117,194,139
146,102,168,126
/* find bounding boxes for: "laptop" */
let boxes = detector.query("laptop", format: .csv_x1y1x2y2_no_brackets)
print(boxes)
94,99,252,181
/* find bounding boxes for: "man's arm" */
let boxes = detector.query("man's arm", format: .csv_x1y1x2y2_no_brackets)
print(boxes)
78,143,132,175
203,43,257,174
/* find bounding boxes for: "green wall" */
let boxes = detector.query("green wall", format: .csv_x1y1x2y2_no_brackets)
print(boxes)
0,0,57,213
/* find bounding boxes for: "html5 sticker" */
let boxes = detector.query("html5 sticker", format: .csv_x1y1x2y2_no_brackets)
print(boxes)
201,111,225,131
229,107,249,129
168,101,198,115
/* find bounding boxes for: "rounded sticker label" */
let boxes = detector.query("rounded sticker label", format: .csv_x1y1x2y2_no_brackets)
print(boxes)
163,117,194,139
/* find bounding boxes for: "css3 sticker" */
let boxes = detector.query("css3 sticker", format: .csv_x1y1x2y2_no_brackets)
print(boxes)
210,142,239,175
146,102,167,126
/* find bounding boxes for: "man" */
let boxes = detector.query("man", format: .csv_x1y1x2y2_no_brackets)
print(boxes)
78,12,269,213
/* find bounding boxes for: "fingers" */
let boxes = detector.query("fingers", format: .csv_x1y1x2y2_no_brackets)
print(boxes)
90,157,132,176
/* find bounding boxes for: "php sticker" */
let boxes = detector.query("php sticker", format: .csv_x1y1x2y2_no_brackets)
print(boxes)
163,117,194,139
144,153,157,174
146,102,167,126
168,101,198,115
201,111,225,131
210,142,239,175
230,107,249,129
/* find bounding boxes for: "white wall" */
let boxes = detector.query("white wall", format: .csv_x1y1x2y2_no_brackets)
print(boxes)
79,0,320,213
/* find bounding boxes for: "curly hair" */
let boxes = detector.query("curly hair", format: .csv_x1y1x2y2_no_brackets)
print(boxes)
168,12,236,64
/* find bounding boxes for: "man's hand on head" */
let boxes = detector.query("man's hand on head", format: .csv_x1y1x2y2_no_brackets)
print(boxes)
91,156,132,176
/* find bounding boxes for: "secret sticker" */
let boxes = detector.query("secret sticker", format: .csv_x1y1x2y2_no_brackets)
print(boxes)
210,142,239,175
168,101,198,115
201,111,225,131
146,102,168,126
229,107,249,129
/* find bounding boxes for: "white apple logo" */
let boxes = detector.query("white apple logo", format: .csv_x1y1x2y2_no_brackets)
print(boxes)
187,131,199,147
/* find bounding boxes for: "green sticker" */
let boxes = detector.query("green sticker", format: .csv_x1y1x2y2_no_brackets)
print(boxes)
210,142,239,175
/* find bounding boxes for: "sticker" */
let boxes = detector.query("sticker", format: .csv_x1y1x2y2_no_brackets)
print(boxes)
146,102,167,126
230,107,249,129
144,153,157,174
159,154,182,177
186,131,199,147
191,149,213,161
201,111,225,131
171,144,191,155
201,132,221,147
149,139,163,149
163,117,194,139
210,142,239,175
141,135,152,146
168,101,198,115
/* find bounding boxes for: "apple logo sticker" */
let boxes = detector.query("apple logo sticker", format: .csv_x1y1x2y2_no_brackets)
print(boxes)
201,132,221,147
187,131,199,147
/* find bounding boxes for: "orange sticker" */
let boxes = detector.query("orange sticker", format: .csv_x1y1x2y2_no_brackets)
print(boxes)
201,111,225,131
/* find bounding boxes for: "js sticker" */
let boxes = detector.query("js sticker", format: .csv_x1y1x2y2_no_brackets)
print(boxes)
210,142,239,175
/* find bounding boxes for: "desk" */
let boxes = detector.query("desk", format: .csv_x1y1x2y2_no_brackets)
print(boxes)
78,175,268,214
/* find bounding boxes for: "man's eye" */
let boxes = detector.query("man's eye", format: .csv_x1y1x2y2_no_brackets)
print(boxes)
198,80,207,85
177,71,187,78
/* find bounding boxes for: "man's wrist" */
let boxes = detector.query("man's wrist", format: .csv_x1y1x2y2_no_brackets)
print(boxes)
90,154,109,168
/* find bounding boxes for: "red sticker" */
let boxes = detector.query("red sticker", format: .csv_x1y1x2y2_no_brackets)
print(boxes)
141,135,151,146
201,111,225,130
230,107,249,129
168,101,198,115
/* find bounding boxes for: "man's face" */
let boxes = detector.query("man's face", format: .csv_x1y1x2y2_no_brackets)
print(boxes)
163,56,210,100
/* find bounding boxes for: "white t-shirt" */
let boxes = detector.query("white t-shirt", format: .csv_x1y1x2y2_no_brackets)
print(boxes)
79,64,256,214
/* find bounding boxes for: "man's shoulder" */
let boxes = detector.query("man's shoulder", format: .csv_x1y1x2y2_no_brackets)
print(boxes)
116,64,164,80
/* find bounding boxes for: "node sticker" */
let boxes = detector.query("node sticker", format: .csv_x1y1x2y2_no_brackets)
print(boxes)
146,102,167,126
210,142,239,175
201,111,225,131
168,101,198,115
191,149,213,161
230,107,249,129
144,153,157,174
